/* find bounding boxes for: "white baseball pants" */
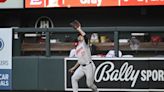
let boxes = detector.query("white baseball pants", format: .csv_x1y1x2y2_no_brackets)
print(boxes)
71,62,98,92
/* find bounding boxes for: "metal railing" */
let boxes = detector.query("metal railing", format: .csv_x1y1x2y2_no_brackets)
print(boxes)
13,26,164,57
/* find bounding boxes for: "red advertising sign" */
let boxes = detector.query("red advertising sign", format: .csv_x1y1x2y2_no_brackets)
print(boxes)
121,0,164,6
64,0,119,7
25,0,164,8
25,0,63,8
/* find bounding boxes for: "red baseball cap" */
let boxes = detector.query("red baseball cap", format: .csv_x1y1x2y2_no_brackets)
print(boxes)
74,42,78,47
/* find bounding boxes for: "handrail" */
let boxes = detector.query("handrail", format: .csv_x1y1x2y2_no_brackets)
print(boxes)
13,26,164,57
13,26,164,32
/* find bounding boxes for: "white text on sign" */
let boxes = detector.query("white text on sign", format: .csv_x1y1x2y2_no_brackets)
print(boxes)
80,0,102,6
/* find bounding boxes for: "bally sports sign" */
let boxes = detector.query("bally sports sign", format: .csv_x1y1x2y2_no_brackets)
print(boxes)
95,61,164,88
65,58,164,91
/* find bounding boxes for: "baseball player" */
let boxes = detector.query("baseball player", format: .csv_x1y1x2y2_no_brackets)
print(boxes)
69,20,99,92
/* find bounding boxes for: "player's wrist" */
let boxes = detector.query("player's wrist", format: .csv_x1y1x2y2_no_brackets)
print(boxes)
78,29,86,36
72,67,76,70
76,27,81,31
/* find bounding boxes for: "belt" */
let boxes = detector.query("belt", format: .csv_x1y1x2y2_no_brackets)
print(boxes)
81,62,92,67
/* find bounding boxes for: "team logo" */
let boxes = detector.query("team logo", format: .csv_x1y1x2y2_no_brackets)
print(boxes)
35,16,54,28
0,38,4,51
0,0,7,3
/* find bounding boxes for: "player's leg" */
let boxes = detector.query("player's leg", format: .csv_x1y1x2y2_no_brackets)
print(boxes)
71,66,84,92
85,63,98,92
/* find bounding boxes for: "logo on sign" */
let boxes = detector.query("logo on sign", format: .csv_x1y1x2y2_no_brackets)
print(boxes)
30,0,42,5
29,0,60,7
0,0,7,3
35,16,54,28
0,38,4,51
95,61,164,87
80,0,102,6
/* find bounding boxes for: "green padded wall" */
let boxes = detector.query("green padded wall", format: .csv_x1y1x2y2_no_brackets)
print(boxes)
12,56,38,90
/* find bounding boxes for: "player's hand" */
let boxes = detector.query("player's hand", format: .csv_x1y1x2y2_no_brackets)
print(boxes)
69,67,75,74
70,20,81,30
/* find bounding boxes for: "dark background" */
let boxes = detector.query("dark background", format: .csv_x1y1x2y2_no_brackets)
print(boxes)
0,6,164,27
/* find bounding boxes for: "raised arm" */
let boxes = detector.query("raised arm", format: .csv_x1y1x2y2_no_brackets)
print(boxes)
70,20,86,36
70,20,89,44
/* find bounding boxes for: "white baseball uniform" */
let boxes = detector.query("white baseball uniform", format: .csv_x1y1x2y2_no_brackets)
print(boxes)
71,40,98,92
69,48,77,57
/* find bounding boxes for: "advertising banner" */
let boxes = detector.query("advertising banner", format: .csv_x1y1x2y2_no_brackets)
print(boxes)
25,0,63,8
121,0,164,6
64,0,118,7
0,0,23,8
0,28,12,90
25,0,164,8
65,58,164,91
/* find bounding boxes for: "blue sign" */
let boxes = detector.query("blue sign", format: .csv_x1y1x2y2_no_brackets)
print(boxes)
0,69,12,90
0,28,12,90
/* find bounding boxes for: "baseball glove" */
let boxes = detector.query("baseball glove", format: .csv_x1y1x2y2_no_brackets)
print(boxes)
70,20,81,30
